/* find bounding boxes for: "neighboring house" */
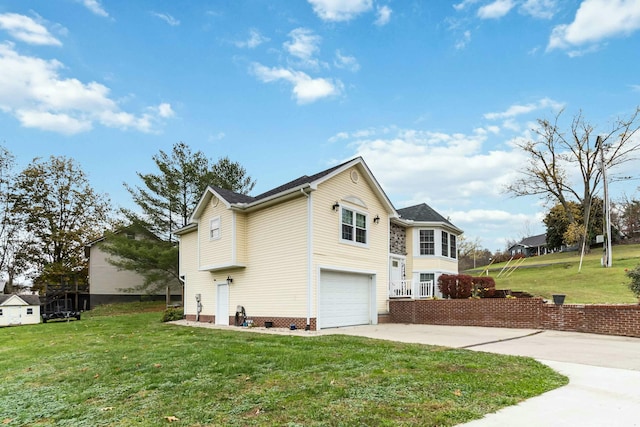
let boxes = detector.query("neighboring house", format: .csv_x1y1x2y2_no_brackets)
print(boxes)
0,294,41,327
85,232,181,308
176,157,462,330
508,233,548,257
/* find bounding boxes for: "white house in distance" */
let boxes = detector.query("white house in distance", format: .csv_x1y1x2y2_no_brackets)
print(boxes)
175,157,462,330
0,294,41,327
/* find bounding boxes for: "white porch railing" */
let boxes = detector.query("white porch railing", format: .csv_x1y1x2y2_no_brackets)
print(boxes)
388,279,435,299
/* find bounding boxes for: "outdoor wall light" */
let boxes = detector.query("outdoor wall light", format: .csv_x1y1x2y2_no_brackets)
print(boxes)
373,215,380,224
332,202,340,211
226,276,233,285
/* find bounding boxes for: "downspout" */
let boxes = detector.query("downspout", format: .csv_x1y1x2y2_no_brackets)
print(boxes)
301,188,312,330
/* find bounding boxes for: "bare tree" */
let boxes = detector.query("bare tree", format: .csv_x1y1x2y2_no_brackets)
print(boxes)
506,107,640,249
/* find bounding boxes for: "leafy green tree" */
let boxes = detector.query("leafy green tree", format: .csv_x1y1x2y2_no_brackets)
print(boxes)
544,199,606,250
106,143,255,298
506,108,640,251
12,156,111,287
0,146,28,292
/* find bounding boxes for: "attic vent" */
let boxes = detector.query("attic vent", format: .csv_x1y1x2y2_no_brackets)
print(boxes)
350,170,359,183
211,196,219,207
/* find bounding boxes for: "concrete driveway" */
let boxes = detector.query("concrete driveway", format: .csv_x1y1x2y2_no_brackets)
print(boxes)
174,320,640,426
319,324,640,426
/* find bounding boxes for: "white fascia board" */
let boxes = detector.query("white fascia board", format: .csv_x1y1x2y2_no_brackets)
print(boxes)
189,187,233,222
230,184,316,212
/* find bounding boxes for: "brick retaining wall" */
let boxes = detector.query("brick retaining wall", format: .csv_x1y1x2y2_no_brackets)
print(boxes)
389,298,640,338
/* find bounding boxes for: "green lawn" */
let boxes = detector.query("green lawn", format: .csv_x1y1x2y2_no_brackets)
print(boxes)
1,305,567,426
473,244,640,304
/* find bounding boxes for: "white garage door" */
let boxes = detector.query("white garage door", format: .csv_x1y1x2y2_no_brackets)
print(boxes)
319,270,372,329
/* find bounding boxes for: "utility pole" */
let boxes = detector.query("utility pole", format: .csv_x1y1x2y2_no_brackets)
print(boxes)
598,135,613,268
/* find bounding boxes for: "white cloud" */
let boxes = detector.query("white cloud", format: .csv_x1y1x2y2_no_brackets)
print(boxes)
484,97,563,120
0,42,172,135
155,103,175,118
16,110,92,135
152,12,180,26
454,0,480,11
548,0,640,52
284,28,321,61
477,0,515,19
334,50,360,72
0,13,62,46
250,63,342,104
235,29,269,49
455,30,472,49
78,0,109,18
307,0,373,22
375,5,392,26
520,0,557,19
631,84,640,92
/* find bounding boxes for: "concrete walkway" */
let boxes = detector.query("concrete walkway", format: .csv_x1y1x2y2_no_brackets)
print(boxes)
174,321,640,426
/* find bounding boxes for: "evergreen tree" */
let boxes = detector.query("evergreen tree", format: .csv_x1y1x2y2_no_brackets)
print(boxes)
104,142,255,298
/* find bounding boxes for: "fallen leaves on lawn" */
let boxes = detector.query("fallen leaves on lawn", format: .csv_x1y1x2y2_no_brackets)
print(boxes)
453,389,462,396
164,415,180,422
153,363,162,368
3,419,13,424
100,407,114,412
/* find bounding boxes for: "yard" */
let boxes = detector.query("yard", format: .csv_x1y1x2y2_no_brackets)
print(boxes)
0,303,566,426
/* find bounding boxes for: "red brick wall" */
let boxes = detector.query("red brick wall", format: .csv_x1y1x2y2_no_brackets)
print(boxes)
389,298,640,338
184,314,317,330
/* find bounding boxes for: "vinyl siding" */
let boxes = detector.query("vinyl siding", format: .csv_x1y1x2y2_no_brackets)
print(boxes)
229,196,309,318
180,229,217,318
88,243,148,295
312,165,390,316
198,201,234,269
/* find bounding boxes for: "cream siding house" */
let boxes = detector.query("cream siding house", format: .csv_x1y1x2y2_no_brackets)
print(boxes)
0,294,41,327
177,157,462,330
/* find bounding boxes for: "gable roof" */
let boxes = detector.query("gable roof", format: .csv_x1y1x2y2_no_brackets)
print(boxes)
0,294,41,306
516,233,547,248
395,203,462,234
182,157,397,229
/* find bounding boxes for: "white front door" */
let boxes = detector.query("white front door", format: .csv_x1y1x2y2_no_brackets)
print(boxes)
390,257,404,284
216,283,229,326
389,257,405,296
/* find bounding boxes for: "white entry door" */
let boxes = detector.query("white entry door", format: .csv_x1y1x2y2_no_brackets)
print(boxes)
216,283,229,326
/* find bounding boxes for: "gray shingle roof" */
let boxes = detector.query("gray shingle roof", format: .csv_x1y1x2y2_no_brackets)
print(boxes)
0,294,41,305
212,158,355,204
397,203,456,227
518,233,547,247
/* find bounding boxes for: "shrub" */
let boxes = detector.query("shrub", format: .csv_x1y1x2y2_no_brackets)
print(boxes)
438,274,496,299
472,276,496,298
161,307,184,322
438,274,473,299
626,266,640,299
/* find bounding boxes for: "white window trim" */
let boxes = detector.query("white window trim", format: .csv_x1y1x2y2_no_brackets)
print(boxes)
209,216,221,241
414,228,458,260
339,206,369,248
417,229,436,256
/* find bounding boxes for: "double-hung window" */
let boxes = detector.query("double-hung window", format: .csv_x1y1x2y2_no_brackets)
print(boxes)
419,230,435,255
450,235,457,259
209,217,221,240
27,308,33,315
341,207,367,245
441,231,449,257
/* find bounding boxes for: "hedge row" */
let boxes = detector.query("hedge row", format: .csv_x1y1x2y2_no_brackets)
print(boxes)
437,274,496,299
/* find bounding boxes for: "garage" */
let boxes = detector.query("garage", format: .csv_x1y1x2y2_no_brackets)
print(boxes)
319,270,373,329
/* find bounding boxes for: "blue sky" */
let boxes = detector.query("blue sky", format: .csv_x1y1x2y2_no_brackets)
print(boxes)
1,0,640,251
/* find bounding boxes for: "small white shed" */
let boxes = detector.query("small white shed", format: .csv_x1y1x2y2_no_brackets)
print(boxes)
0,294,41,327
